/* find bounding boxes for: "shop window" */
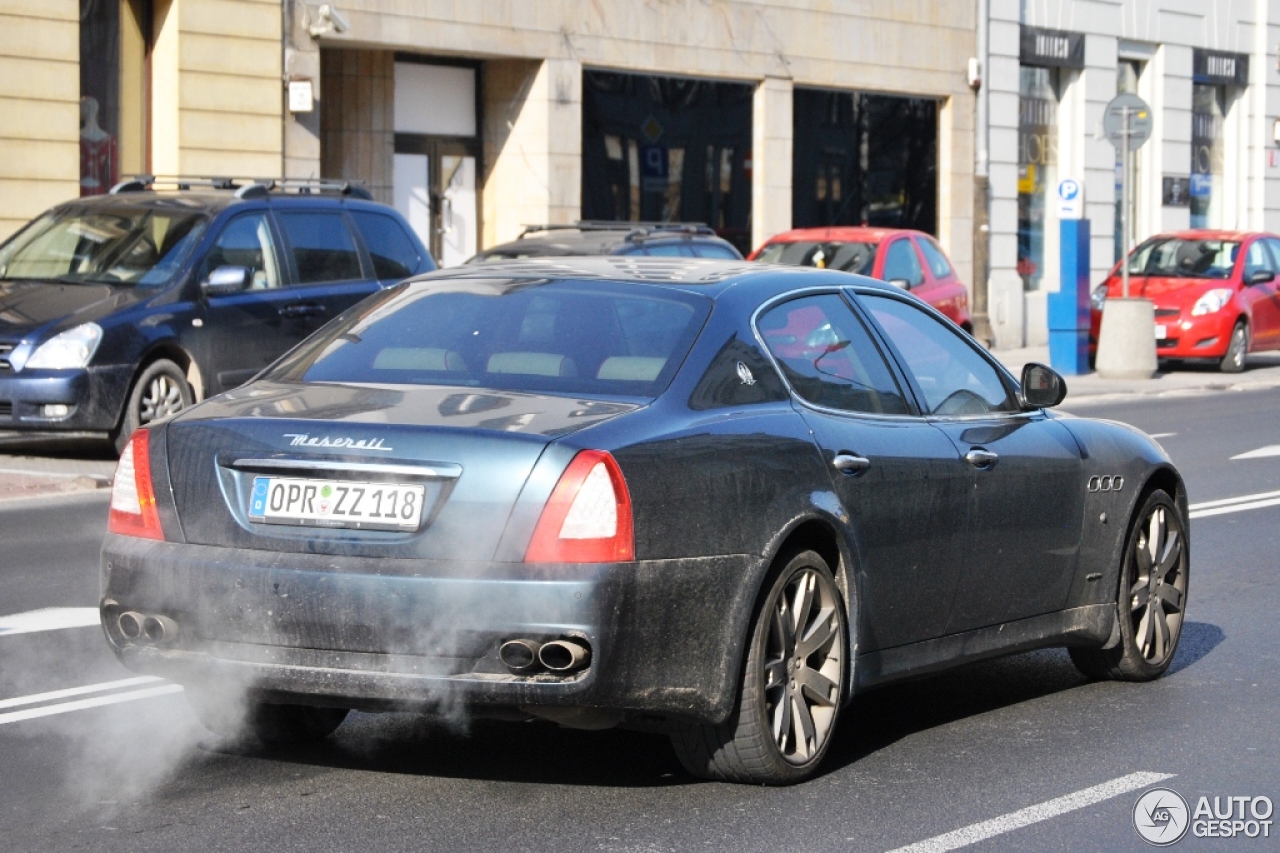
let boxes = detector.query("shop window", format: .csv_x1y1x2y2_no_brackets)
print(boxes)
792,89,937,234
80,0,150,195
581,70,753,249
1191,84,1226,229
1017,66,1060,291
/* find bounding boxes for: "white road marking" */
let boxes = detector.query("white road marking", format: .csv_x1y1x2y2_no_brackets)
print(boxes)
0,676,164,711
1230,445,1280,460
1189,489,1280,510
0,607,100,636
1188,489,1280,519
0,684,184,726
885,771,1174,853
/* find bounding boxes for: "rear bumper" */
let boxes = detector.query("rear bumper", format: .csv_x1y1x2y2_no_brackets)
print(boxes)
100,535,756,723
0,364,131,431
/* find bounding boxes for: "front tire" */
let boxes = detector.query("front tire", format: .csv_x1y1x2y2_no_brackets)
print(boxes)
1070,489,1188,681
1220,321,1249,373
112,359,193,454
670,549,847,784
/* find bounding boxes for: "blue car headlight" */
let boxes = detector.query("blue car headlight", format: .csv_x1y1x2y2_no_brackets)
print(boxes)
24,323,103,370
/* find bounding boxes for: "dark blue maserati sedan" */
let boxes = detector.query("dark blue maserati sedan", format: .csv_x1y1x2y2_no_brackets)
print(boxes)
101,258,1189,784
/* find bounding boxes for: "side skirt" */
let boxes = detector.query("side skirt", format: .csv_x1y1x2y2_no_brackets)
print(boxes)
854,604,1113,691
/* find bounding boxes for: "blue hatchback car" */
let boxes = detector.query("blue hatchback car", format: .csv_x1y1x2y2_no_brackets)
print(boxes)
0,177,435,452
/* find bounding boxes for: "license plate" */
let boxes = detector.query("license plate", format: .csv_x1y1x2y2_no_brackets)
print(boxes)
1154,324,1167,340
249,476,425,531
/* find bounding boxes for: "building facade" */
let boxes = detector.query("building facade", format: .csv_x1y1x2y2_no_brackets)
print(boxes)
983,0,1280,348
2,1,977,283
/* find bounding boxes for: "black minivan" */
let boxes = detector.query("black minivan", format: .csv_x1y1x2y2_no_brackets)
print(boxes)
0,177,435,451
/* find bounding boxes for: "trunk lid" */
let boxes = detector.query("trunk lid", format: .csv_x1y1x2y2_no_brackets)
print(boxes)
166,380,640,560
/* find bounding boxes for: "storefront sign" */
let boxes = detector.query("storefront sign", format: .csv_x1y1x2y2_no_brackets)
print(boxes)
1162,176,1190,207
1193,49,1249,86
640,145,669,192
1019,26,1084,69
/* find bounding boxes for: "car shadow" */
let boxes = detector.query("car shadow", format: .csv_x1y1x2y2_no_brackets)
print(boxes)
0,434,116,460
202,623,1225,789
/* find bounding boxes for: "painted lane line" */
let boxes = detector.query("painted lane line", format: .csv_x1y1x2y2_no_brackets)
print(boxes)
1190,497,1280,520
1188,489,1280,511
0,607,100,636
885,771,1174,853
1231,445,1280,460
0,684,184,726
0,676,164,711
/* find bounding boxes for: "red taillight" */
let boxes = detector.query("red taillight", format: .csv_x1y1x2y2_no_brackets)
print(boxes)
525,450,634,563
108,430,164,540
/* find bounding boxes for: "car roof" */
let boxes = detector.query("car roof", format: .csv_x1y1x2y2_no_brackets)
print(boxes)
406,256,900,299
58,188,390,217
759,226,929,245
472,223,735,259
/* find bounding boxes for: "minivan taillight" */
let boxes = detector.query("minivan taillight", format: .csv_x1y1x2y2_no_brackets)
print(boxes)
525,450,633,563
108,430,163,540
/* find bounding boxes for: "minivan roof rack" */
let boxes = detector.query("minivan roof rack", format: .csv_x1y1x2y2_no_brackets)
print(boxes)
518,220,716,239
107,175,374,200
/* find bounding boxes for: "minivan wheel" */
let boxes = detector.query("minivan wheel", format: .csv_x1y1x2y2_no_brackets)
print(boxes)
112,359,193,454
1219,321,1248,373
669,549,846,784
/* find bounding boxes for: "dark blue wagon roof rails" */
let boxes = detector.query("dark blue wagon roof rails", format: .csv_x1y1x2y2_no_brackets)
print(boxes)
108,175,375,201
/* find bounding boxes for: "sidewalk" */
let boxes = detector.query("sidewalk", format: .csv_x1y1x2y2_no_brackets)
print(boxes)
992,347,1280,404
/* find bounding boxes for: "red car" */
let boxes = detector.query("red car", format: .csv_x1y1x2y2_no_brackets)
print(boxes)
748,227,972,332
1091,230,1280,372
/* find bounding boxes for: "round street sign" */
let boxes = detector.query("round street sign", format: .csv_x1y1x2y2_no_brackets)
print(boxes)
1103,93,1153,150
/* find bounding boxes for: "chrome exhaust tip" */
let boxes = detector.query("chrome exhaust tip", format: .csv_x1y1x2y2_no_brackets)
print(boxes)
499,639,542,673
118,611,144,640
538,639,591,673
142,614,178,643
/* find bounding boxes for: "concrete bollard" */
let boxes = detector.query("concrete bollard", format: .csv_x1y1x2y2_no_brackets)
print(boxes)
1095,298,1158,379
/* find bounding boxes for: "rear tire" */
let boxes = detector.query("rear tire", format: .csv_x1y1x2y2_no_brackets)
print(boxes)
1070,489,1188,681
187,689,348,745
669,549,847,785
1219,321,1248,373
112,359,193,454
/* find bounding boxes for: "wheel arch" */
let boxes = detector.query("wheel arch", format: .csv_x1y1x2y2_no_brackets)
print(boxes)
112,341,202,431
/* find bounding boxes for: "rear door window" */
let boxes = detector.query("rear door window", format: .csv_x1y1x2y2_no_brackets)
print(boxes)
881,238,924,288
756,293,909,415
691,243,740,259
277,211,364,284
351,211,421,280
644,243,694,257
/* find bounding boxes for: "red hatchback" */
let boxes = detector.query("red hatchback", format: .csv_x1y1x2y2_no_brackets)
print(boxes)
748,227,973,332
1091,230,1280,372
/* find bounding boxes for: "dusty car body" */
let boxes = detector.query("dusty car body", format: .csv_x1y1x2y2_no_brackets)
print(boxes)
102,258,1188,784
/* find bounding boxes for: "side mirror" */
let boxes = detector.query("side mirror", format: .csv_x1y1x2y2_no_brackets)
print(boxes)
1019,362,1067,409
888,278,911,290
201,265,251,296
1248,269,1275,285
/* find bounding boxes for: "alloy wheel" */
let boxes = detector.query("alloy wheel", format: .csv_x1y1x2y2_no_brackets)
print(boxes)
1127,502,1186,665
139,374,186,424
762,566,843,764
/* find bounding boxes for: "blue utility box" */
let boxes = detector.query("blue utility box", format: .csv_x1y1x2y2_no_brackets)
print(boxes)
1048,218,1090,375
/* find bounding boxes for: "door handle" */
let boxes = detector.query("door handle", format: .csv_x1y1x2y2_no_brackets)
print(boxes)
278,303,327,319
832,453,871,476
964,448,999,469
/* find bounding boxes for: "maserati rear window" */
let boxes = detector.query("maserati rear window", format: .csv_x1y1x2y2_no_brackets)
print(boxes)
273,279,711,399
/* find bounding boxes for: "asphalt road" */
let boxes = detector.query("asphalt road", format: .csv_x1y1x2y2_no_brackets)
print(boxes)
1,388,1277,852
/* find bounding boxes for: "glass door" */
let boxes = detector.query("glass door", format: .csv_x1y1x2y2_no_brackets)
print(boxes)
393,138,478,267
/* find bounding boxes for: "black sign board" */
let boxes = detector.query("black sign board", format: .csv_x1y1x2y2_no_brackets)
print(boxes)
1020,26,1085,70
1162,176,1190,208
1193,49,1249,86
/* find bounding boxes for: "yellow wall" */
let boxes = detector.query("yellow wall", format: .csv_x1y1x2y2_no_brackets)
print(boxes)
154,0,283,177
0,0,80,240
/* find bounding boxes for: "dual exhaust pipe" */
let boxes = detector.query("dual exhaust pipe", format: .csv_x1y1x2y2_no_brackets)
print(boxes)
499,638,590,675
117,611,179,644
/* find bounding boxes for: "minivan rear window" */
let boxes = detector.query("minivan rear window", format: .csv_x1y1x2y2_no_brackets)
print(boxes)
273,279,711,399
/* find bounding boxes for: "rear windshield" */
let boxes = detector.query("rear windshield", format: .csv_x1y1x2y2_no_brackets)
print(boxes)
1126,237,1241,278
755,240,876,273
272,278,711,400
0,208,207,286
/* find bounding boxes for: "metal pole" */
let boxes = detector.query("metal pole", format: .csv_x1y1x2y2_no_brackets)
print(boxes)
970,0,994,346
1121,106,1131,300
